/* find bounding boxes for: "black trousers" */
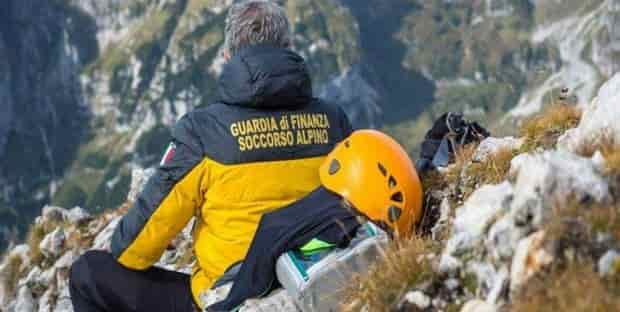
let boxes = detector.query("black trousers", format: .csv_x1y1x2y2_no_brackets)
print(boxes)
69,250,198,312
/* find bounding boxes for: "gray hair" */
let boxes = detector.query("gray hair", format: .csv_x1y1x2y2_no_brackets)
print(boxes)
224,0,292,55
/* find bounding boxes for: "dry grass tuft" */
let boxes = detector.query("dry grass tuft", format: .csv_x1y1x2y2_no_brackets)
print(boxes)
467,147,516,184
26,220,64,267
511,263,620,312
443,144,478,186
342,238,438,312
448,146,517,201
1,254,25,298
520,104,582,152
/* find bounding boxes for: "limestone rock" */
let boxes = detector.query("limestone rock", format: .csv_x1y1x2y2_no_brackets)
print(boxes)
559,72,620,151
92,216,121,251
510,231,553,293
239,289,298,312
39,228,66,259
473,137,523,162
14,286,36,312
66,207,91,225
40,206,68,224
54,250,78,270
403,290,431,309
445,182,513,256
200,284,232,308
52,284,73,312
38,289,53,312
486,215,528,261
598,249,620,277
510,151,610,230
460,299,496,312
127,167,156,203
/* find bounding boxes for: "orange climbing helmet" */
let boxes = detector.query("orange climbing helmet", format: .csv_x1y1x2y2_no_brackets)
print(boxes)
320,130,424,238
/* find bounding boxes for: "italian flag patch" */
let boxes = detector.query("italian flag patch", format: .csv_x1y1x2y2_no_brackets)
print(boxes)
160,142,177,166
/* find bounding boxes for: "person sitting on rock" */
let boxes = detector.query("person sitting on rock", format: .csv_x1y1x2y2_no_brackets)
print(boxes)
68,1,352,311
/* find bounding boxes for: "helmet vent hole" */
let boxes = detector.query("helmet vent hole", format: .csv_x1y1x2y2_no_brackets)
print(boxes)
329,159,341,175
388,176,397,189
391,192,403,203
344,140,351,148
388,206,402,222
377,163,388,177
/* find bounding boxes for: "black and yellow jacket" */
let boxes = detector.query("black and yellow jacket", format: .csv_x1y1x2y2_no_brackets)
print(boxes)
110,44,352,308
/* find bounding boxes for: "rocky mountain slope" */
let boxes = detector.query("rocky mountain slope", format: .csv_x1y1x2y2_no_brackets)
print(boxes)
1,0,619,253
1,73,619,312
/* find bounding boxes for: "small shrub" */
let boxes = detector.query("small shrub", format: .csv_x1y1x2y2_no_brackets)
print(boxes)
520,104,582,152
342,238,439,312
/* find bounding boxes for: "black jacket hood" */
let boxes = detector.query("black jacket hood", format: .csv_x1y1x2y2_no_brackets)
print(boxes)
217,44,313,109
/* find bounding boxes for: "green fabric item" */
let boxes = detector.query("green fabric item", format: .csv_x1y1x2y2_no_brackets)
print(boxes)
299,238,336,256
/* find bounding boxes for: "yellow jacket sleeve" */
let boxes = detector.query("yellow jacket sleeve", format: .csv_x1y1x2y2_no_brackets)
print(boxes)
110,115,208,269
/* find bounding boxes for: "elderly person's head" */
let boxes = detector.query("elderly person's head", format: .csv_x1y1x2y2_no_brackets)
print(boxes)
224,1,292,60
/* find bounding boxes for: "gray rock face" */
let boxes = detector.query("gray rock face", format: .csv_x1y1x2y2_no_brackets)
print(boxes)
0,0,93,248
